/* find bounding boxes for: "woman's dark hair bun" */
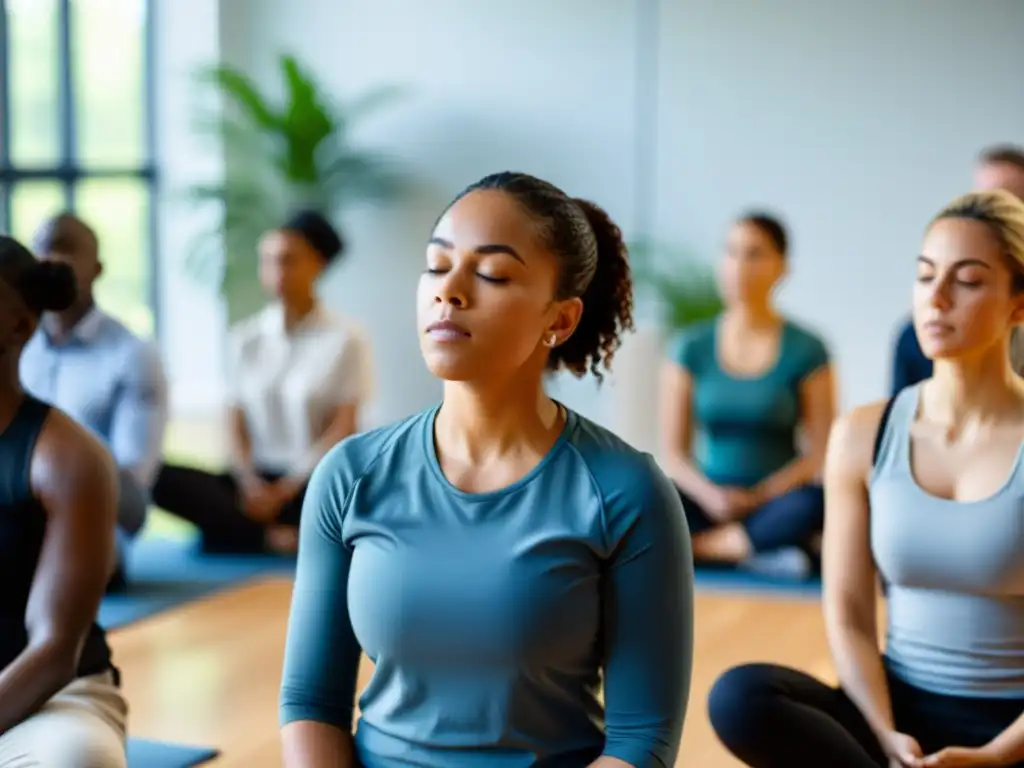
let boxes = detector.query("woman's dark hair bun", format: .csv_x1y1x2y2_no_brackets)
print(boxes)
20,261,78,314
281,209,345,264
550,198,634,382
739,211,788,256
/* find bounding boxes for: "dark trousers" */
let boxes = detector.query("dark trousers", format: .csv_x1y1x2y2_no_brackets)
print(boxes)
709,663,1024,767
677,485,824,553
151,464,307,554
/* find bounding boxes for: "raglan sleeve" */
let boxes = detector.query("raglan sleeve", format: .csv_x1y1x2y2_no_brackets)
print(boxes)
599,455,695,767
279,444,363,729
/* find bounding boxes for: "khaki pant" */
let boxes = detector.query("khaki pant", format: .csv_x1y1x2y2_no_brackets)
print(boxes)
0,671,128,767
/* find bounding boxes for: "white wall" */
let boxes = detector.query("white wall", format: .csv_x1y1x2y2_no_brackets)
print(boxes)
654,0,1024,414
158,0,1024,444
213,0,641,429
153,0,227,415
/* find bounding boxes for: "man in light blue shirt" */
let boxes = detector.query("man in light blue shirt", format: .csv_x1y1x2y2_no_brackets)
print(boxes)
20,214,168,588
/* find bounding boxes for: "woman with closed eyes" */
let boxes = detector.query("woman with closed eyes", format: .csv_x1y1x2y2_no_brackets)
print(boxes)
708,190,1024,768
278,172,694,768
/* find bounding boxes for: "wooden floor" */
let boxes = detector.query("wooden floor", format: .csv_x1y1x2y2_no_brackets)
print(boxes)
109,578,837,767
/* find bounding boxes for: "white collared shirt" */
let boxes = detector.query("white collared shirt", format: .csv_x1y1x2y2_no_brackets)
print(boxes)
227,302,373,474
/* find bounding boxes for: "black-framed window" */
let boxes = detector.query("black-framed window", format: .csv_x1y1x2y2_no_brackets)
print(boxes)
0,0,158,339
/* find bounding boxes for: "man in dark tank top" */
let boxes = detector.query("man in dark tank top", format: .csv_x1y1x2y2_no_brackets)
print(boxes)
0,235,127,766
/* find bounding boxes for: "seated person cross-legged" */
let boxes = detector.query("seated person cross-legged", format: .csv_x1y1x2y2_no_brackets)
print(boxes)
152,211,372,554
708,190,1024,768
0,237,127,768
19,214,168,590
660,213,835,577
279,172,694,768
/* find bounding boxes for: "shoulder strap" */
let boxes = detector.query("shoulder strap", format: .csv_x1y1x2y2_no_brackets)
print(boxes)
0,395,51,505
872,396,897,468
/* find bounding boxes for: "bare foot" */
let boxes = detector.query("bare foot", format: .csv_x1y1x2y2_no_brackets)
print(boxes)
691,523,752,563
265,525,299,555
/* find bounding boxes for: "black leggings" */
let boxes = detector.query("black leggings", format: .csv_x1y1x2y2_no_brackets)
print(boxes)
151,464,307,554
709,663,1024,767
677,485,824,553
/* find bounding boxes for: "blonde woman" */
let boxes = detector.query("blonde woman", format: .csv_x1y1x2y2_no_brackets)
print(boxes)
708,190,1024,768
890,144,1024,394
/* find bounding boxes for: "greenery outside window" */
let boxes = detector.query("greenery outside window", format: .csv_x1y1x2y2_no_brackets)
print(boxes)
0,0,157,338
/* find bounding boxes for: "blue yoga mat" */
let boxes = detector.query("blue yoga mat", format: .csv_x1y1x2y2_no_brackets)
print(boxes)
694,566,822,598
99,537,296,630
127,738,219,767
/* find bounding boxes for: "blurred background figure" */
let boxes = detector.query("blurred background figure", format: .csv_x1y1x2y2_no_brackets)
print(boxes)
660,213,835,579
152,211,373,555
19,214,167,592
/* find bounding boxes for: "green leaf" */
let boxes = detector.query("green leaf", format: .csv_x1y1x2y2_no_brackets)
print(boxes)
629,238,724,332
318,151,406,208
191,114,273,159
279,54,336,183
195,64,282,131
184,53,411,305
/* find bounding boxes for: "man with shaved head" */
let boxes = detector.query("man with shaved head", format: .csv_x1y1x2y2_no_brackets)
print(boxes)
19,213,168,591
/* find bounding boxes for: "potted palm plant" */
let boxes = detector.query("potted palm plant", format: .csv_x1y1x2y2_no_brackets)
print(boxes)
185,54,408,321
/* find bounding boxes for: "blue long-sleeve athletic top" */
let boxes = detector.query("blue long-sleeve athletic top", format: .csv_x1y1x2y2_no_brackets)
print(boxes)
279,404,694,767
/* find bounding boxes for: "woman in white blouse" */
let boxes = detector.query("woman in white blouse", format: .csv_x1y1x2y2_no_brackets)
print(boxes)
153,211,373,554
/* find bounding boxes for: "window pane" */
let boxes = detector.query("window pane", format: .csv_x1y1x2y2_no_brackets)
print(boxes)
7,0,61,165
10,181,67,245
72,0,147,166
75,179,152,336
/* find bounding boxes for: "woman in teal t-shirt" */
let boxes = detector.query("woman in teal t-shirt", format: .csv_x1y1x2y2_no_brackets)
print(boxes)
659,212,837,576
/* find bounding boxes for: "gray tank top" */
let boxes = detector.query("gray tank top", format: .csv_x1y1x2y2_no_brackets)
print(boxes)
870,384,1024,699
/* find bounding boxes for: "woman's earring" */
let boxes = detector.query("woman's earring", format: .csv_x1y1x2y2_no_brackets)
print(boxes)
545,334,557,348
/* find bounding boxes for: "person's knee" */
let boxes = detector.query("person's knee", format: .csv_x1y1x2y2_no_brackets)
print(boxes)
775,485,825,528
10,726,125,768
785,484,824,511
707,663,783,747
